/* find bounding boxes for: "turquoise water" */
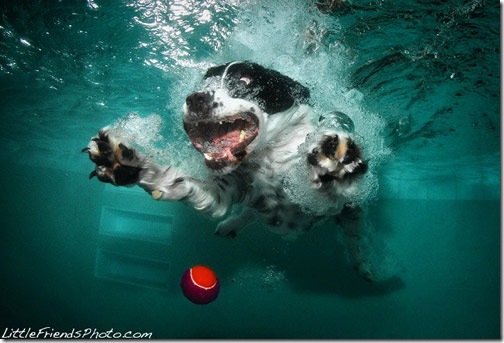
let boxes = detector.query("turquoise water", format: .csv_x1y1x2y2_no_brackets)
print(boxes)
0,0,500,339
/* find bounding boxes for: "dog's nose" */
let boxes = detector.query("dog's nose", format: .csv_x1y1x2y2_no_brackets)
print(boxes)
186,92,213,115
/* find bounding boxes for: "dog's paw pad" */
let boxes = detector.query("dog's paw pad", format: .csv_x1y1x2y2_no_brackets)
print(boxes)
83,129,142,186
307,132,367,186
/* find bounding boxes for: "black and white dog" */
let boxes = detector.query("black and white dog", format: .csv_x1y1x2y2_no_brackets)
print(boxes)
83,61,373,280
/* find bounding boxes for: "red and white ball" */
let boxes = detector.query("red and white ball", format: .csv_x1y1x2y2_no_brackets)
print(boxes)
180,265,220,305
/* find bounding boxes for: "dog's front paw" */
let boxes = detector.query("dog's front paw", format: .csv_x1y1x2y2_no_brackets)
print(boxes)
307,132,367,188
82,128,142,186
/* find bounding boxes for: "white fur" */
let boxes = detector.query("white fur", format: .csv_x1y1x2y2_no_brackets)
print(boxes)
85,65,376,280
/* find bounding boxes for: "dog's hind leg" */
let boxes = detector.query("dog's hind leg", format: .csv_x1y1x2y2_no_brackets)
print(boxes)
215,207,257,238
337,204,374,282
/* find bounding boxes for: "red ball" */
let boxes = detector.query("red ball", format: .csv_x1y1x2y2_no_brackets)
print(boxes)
181,265,220,305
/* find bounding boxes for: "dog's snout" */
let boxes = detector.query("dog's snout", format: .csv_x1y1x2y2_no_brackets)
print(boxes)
186,92,213,115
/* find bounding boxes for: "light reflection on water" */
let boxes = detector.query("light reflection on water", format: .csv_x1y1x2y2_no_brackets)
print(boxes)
0,0,498,184
128,0,242,70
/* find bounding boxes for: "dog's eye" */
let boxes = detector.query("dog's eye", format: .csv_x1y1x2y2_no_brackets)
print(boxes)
239,75,252,85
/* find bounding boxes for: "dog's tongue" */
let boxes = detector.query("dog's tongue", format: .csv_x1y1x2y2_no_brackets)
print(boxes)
211,128,242,149
201,128,242,162
183,112,260,171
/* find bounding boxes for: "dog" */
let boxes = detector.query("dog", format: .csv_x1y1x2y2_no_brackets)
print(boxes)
83,61,373,281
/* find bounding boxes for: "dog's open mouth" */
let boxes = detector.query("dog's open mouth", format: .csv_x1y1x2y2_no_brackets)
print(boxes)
183,112,259,170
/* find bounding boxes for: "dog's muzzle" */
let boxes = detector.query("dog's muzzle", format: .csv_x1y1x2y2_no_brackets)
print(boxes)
183,91,261,172
185,92,215,119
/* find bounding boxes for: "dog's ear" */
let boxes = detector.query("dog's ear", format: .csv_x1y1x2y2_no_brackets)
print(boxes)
263,66,310,110
204,63,232,79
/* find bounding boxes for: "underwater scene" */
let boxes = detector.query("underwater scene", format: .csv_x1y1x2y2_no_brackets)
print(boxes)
0,0,500,339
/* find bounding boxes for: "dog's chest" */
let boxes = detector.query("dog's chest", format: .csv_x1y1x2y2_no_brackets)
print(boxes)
239,111,321,234
243,160,319,234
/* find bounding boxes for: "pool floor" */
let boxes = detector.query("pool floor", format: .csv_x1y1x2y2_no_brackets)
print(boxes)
0,161,499,339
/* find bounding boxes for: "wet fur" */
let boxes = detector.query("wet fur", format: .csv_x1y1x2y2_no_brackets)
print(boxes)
84,61,373,281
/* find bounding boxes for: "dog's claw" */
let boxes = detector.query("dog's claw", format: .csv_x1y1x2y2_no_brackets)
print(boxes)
89,170,97,179
81,147,90,153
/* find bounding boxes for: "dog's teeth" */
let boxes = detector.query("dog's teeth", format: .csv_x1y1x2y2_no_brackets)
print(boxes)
239,130,246,143
151,190,164,200
204,153,213,161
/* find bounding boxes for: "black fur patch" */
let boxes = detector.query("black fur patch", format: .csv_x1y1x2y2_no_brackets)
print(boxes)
321,135,339,157
204,61,310,115
307,149,319,165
